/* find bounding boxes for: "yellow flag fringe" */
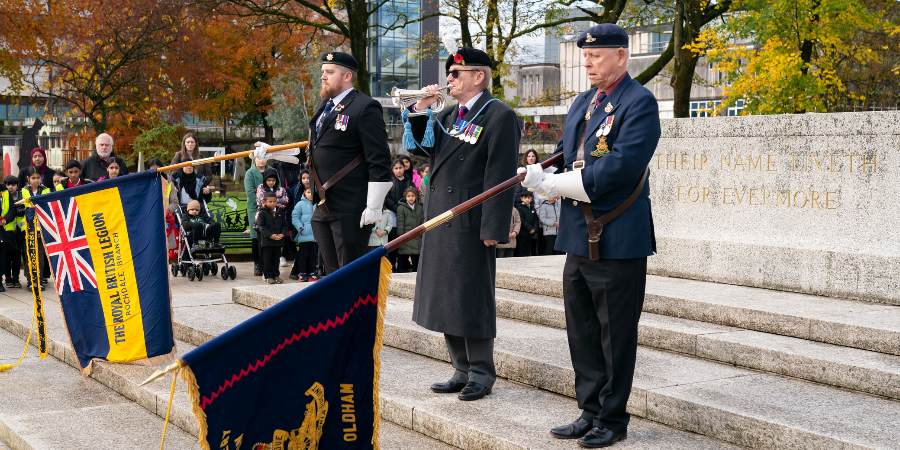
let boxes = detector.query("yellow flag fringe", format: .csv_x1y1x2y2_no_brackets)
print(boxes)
181,363,210,450
371,256,392,450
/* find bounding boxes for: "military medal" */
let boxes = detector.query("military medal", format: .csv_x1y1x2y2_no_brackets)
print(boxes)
592,136,609,157
471,125,483,144
335,114,349,131
596,115,614,138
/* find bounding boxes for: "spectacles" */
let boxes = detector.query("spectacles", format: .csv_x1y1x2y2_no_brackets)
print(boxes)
446,69,479,78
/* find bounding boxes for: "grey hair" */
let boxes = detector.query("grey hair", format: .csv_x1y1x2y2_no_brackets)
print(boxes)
478,67,493,91
95,132,114,146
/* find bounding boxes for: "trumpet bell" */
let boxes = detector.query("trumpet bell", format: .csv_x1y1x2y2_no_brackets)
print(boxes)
390,86,450,116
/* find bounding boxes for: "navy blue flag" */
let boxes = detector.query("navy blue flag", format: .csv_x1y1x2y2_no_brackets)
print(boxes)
25,171,175,372
180,247,390,450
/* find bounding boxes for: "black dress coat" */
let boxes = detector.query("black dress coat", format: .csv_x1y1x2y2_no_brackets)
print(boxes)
305,89,392,220
408,90,520,338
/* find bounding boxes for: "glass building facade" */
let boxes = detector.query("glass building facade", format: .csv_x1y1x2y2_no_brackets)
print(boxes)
369,0,439,98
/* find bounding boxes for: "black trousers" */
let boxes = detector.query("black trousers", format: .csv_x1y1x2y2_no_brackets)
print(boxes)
444,334,496,387
4,230,20,283
311,213,371,276
562,254,647,433
496,248,515,258
251,237,260,267
291,241,318,276
260,245,281,279
396,254,419,273
542,235,558,255
187,222,221,246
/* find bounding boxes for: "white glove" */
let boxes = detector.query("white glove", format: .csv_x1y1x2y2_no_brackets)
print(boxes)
253,141,302,164
518,163,545,190
531,171,591,203
360,181,393,227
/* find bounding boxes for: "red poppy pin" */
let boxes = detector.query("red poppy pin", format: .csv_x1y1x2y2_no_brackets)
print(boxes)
453,52,465,65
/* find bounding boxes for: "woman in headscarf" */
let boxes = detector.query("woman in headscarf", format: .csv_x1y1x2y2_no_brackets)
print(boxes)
18,147,55,189
170,164,212,211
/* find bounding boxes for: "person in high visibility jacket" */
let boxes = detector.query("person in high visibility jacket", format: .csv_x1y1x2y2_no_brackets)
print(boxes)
21,168,51,290
4,176,23,288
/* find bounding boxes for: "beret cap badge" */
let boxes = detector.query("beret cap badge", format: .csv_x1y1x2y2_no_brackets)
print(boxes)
326,53,334,61
585,33,596,43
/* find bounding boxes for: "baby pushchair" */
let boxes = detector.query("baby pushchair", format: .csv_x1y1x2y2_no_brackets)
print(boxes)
170,203,237,281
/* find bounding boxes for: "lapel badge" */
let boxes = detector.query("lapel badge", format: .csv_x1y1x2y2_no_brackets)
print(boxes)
592,136,609,158
334,103,345,113
604,102,614,113
326,53,334,61
585,33,596,43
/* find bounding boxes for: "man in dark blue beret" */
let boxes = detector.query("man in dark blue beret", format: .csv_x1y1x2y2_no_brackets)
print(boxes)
520,23,660,448
254,51,392,275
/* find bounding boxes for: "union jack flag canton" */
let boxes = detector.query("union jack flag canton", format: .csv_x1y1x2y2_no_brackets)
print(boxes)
34,198,98,294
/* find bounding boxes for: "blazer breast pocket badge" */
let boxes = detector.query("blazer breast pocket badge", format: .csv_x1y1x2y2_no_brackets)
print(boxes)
334,114,349,131
591,115,614,158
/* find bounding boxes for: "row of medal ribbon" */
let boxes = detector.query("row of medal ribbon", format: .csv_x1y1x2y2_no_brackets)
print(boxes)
453,118,483,144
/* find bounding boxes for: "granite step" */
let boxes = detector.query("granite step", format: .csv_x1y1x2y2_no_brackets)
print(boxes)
0,296,457,449
0,328,199,450
128,299,738,449
234,286,900,449
389,274,900,400
485,257,900,356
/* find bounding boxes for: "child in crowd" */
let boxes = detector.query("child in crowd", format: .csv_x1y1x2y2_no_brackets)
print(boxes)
21,168,50,289
538,195,561,255
62,160,89,188
413,163,428,191
52,170,65,191
290,188,319,282
385,159,411,215
395,187,424,273
182,199,221,248
96,160,121,182
2,176,21,289
256,168,290,267
368,207,394,251
514,190,538,257
256,192,286,284
496,207,521,258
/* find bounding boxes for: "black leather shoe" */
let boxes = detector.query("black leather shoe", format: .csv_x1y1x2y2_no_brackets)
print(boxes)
457,382,491,401
577,427,626,448
430,380,467,393
549,418,593,439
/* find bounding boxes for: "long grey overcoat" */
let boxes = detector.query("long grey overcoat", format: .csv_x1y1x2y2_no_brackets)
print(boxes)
409,91,520,338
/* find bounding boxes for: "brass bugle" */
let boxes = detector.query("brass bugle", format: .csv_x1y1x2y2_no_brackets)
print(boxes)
390,86,451,116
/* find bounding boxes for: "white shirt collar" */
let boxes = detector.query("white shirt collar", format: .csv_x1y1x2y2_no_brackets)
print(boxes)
460,91,484,112
331,87,355,106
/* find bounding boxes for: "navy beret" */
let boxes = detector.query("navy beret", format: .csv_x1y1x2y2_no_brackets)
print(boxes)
577,23,628,49
445,47,493,72
320,52,358,71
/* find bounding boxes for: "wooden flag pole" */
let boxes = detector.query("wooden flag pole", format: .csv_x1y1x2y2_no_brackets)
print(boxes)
156,141,309,173
385,153,563,252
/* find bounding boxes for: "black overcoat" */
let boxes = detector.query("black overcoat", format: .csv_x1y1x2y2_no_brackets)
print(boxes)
409,90,520,338
306,89,392,219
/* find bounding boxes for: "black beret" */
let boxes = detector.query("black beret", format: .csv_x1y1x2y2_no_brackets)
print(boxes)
445,48,493,72
577,23,628,49
320,52,358,71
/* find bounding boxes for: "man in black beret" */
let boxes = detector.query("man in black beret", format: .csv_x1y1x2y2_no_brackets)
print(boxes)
519,23,660,447
255,51,392,275
406,47,519,401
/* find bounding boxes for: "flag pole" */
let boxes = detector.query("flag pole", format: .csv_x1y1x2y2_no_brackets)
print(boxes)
156,141,309,173
385,153,563,252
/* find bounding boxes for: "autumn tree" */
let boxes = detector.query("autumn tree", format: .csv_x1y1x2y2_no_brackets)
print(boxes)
0,0,190,134
201,0,434,95
697,0,898,114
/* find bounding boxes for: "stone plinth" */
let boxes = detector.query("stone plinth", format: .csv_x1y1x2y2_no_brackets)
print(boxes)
649,111,900,305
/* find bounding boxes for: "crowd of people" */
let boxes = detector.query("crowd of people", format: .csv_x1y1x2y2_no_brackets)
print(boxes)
243,150,432,284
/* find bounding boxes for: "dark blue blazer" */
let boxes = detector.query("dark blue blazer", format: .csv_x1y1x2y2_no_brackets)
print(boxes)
554,73,661,259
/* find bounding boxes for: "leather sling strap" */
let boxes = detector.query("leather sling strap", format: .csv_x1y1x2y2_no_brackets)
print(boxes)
579,167,649,260
308,152,365,213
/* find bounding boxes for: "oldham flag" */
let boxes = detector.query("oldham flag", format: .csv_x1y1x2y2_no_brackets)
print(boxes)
179,247,390,450
25,171,175,372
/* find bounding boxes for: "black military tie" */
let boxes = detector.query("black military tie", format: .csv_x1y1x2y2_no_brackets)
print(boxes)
315,99,335,134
